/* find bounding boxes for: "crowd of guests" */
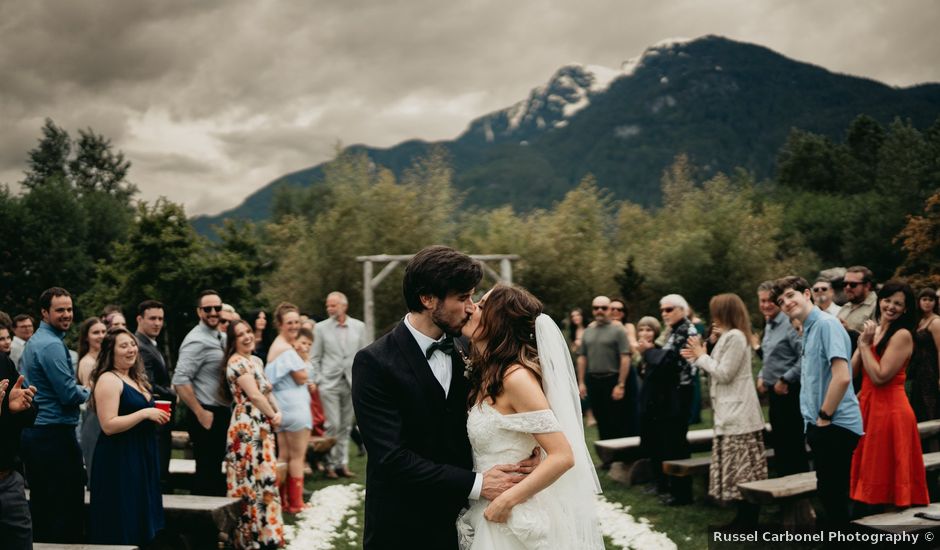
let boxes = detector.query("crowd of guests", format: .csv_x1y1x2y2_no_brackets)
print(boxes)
569,265,940,526
1,264,938,546
0,287,370,549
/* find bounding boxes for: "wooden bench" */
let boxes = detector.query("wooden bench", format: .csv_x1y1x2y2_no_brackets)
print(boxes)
34,545,139,550
663,449,776,478
737,452,940,526
168,458,287,489
852,502,940,534
170,430,194,460
27,491,240,549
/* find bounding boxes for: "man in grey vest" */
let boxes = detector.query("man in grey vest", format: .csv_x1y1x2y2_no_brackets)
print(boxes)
312,291,369,478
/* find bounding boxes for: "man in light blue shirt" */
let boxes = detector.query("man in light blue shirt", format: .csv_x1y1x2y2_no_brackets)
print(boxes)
755,281,807,476
772,276,862,526
20,287,89,542
172,289,230,496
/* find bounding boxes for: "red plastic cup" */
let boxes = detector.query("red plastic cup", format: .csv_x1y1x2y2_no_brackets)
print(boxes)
155,400,172,414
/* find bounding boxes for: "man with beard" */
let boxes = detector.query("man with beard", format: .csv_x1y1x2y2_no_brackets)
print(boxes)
172,290,231,496
351,246,533,550
576,296,631,442
19,287,89,542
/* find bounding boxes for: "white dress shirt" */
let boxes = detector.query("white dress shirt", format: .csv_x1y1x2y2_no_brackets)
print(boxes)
403,314,483,500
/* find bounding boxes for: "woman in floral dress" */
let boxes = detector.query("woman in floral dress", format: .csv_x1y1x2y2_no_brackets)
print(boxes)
221,319,286,549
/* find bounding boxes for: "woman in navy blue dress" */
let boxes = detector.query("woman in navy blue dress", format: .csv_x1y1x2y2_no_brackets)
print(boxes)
89,327,170,546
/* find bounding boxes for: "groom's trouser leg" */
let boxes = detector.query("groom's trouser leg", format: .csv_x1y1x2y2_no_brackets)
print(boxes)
321,382,354,468
0,471,33,549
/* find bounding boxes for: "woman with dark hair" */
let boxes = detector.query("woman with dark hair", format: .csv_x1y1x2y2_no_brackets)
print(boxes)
88,327,169,546
77,317,107,386
567,308,585,355
77,316,107,477
608,298,641,436
682,293,766,525
850,281,928,508
222,320,285,549
457,284,603,549
247,309,271,361
907,288,940,421
264,302,311,513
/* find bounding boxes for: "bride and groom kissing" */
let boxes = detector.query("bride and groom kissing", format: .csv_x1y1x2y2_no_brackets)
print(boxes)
351,246,603,549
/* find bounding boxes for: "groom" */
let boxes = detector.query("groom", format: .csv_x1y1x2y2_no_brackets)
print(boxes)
352,246,529,549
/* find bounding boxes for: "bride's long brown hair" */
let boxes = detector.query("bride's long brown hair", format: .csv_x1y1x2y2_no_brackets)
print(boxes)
467,284,543,408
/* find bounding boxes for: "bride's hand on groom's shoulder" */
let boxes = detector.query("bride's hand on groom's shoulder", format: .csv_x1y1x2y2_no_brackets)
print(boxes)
481,464,523,501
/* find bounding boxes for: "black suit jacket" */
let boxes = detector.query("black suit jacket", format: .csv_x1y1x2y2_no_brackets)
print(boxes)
136,332,174,401
352,322,475,550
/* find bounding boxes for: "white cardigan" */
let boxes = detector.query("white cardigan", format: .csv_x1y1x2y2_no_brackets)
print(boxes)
693,329,765,436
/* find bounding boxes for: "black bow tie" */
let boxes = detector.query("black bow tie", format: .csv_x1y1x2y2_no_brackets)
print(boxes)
426,337,455,359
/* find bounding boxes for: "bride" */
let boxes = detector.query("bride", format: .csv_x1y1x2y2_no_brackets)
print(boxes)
457,284,604,549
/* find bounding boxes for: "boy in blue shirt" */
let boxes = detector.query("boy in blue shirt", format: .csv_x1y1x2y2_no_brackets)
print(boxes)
771,276,862,525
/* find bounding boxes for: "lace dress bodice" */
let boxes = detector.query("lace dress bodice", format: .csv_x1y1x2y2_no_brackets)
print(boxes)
467,402,562,472
460,402,571,550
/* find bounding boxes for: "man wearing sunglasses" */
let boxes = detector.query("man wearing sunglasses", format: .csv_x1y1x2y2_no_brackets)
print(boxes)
836,266,877,333
577,296,631,445
172,290,232,496
811,278,841,317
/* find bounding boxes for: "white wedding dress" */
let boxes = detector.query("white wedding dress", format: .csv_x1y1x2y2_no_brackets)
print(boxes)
456,315,604,550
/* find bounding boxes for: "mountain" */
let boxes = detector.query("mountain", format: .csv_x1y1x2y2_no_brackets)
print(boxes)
191,35,940,235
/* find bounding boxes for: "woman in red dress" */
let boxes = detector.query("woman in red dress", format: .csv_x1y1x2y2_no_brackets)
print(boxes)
850,280,928,508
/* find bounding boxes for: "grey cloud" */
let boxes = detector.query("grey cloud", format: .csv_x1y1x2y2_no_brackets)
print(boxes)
1,0,937,215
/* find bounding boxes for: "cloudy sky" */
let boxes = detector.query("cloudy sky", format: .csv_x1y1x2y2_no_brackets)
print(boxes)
2,0,938,216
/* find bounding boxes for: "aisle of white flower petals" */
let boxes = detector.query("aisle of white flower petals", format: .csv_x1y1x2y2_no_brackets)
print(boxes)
285,483,676,549
285,483,364,550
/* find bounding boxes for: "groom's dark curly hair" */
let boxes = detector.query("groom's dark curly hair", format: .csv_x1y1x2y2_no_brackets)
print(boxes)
403,245,483,312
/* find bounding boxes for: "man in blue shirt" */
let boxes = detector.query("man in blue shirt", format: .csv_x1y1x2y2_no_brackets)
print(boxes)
755,281,808,476
20,287,90,542
772,276,862,525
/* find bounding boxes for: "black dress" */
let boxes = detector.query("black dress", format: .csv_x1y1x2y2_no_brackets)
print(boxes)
89,381,165,545
908,318,940,421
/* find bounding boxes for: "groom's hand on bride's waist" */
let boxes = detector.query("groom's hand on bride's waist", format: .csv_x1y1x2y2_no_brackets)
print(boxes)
481,464,523,500
516,446,541,474
480,448,542,500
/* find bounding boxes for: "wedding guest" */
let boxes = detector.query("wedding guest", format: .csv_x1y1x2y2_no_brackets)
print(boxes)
682,293,767,525
812,278,842,317
0,325,12,355
9,314,34,368
105,311,127,330
77,317,107,386
608,298,640,436
247,309,272,361
19,287,89,542
311,291,368,479
635,316,670,495
76,317,107,480
577,296,630,442
222,320,285,549
637,294,698,506
850,281,928,509
136,299,174,485
172,290,231,496
755,281,808,476
772,276,862,525
567,308,586,355
908,288,940,421
838,266,877,333
0,353,38,550
265,302,312,513
295,327,328,438
89,328,168,546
